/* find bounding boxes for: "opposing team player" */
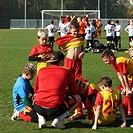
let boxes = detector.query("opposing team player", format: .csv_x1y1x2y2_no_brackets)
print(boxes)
104,20,115,51
44,19,58,47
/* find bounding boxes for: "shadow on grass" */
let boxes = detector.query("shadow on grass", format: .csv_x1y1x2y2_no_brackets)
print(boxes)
64,116,133,129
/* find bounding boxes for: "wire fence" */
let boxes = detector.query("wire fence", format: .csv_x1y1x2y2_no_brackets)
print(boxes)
10,19,129,30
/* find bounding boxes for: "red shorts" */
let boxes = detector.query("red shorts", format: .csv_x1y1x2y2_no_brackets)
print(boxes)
123,96,133,116
19,106,38,122
64,57,82,79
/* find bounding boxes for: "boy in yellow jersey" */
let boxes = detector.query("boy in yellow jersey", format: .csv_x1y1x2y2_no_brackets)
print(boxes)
55,21,85,80
101,50,133,117
28,30,54,73
92,76,126,130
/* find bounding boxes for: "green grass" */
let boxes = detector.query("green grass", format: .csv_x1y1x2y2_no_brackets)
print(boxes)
0,29,133,133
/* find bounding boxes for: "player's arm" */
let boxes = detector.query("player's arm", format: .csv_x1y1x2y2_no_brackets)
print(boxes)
29,54,50,62
78,45,85,59
22,97,32,107
119,104,126,128
125,27,129,34
28,56,41,61
92,105,102,130
34,75,39,94
29,46,42,61
117,72,131,95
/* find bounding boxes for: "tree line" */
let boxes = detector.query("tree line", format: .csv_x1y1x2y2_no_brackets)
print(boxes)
1,0,133,28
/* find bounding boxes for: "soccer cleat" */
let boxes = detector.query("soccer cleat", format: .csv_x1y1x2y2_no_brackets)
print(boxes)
81,119,93,125
51,118,65,129
11,109,19,121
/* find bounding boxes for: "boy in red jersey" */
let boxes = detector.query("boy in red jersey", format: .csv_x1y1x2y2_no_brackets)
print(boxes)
77,16,86,38
34,51,81,129
101,50,133,117
28,30,54,73
92,76,126,130
69,79,100,125
55,21,85,80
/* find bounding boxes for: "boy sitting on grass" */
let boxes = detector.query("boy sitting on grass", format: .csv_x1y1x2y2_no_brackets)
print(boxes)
11,63,38,123
92,76,126,129
69,79,100,125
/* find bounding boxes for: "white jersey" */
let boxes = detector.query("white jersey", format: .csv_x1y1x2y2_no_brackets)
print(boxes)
90,25,96,33
125,25,133,37
85,27,93,40
114,25,121,36
104,24,114,37
59,23,67,37
44,24,57,37
65,22,70,33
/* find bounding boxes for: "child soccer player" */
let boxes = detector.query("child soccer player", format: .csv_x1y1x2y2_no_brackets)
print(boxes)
114,20,121,50
77,16,86,38
28,30,54,73
125,19,133,46
58,16,67,37
44,19,58,47
69,79,100,125
101,50,133,117
84,23,94,51
104,20,115,51
92,76,126,130
11,63,38,122
129,40,133,59
55,21,85,80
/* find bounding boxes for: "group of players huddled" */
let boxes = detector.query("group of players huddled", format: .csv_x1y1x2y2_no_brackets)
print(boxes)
11,13,133,130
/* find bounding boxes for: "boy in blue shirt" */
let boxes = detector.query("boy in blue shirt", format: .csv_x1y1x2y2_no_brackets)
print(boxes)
11,63,38,122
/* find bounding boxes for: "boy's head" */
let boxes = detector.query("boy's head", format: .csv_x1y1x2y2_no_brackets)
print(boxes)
70,21,80,37
107,19,111,24
115,20,119,24
23,63,36,80
130,39,133,47
77,16,82,22
130,19,133,25
37,30,48,45
50,19,54,24
98,76,112,90
101,50,115,66
60,16,65,23
75,79,86,94
129,47,133,58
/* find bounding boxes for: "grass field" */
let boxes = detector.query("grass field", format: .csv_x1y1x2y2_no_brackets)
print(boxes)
0,29,133,133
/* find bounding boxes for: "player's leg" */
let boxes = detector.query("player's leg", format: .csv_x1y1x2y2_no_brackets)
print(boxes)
51,95,81,129
19,106,38,123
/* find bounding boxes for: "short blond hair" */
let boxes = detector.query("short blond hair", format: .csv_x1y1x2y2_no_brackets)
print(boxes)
23,63,36,74
37,30,48,38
